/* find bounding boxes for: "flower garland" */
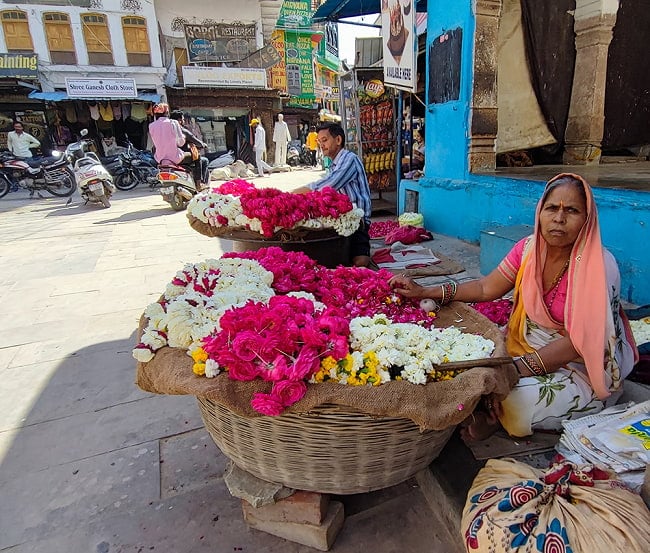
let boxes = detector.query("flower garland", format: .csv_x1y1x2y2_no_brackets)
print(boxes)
133,247,495,416
187,179,364,238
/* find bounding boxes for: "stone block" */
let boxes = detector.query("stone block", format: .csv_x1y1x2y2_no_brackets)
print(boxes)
242,490,330,525
223,461,294,508
243,499,344,551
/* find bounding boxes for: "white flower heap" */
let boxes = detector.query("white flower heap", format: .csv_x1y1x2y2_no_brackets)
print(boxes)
348,314,495,384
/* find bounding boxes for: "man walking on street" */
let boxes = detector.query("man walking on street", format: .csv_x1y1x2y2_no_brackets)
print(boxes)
250,118,272,177
7,121,40,159
306,126,319,168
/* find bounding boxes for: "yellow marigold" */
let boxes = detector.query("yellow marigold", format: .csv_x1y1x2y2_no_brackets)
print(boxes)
313,370,326,383
193,362,206,376
321,356,338,371
191,347,208,363
341,354,355,372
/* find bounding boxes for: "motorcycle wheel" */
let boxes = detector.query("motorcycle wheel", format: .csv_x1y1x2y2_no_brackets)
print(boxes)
114,170,139,191
0,175,10,199
169,191,187,211
100,195,111,208
46,168,76,197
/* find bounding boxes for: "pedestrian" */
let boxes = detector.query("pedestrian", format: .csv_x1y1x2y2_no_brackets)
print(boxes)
250,118,272,177
7,121,40,159
306,126,319,168
296,122,372,267
390,173,638,439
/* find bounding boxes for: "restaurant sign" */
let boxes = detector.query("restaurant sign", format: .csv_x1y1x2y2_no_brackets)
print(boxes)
0,53,38,79
182,66,267,88
184,23,257,62
65,78,137,98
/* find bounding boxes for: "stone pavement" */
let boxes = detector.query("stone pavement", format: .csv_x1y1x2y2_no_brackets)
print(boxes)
0,168,482,553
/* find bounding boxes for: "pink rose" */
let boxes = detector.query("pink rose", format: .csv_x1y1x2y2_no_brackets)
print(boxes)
251,392,284,416
272,380,307,407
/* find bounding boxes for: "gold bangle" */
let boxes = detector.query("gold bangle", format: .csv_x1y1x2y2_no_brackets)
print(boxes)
532,350,548,374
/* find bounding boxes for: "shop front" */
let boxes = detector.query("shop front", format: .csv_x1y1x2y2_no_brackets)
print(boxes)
166,84,283,164
26,78,161,154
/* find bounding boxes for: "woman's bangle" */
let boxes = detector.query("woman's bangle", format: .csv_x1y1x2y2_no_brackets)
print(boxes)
522,353,546,376
531,350,548,374
439,281,458,306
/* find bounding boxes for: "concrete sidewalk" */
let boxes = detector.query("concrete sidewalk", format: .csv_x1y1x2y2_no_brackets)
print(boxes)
0,169,481,552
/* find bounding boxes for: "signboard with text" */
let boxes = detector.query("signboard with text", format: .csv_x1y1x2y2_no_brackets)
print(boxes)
182,66,267,88
65,78,137,98
0,53,38,79
184,22,257,63
381,0,417,92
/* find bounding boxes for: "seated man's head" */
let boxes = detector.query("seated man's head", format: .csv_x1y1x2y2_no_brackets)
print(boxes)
316,122,345,159
153,103,170,118
170,110,185,125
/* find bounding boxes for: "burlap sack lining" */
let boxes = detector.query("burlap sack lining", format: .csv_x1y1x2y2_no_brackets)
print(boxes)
187,213,341,242
136,301,518,431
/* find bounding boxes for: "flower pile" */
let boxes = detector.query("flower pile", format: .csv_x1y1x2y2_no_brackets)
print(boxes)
134,247,495,415
369,220,400,238
187,179,364,238
471,299,513,327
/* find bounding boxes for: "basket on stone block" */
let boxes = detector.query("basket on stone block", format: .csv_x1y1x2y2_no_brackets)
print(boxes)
197,398,455,495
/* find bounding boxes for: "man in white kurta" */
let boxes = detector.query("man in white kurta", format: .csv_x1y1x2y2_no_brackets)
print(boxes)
272,113,291,166
250,118,273,177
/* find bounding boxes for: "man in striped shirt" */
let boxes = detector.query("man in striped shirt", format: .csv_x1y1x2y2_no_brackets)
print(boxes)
298,122,372,267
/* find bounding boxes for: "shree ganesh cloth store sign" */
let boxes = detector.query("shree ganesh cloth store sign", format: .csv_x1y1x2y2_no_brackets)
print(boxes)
184,22,257,63
65,78,137,98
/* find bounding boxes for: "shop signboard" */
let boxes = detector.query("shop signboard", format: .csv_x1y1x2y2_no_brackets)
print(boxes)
0,53,38,79
184,22,257,63
283,31,315,100
277,0,312,28
65,78,137,98
182,66,267,88
237,43,282,69
381,0,417,92
269,30,288,92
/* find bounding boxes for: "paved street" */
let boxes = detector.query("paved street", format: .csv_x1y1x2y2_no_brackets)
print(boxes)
0,169,479,552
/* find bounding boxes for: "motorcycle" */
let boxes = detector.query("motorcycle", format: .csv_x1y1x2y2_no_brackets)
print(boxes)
157,160,200,211
68,130,115,208
0,149,76,200
112,139,158,191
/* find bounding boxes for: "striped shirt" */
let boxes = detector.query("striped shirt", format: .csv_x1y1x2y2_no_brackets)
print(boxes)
309,148,372,222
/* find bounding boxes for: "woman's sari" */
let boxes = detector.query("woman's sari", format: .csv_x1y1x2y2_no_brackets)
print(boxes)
497,174,637,437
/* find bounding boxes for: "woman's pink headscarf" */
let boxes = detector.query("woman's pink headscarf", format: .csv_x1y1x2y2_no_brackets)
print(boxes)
508,173,612,399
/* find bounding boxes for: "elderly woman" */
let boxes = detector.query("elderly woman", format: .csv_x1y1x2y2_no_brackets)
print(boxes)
389,173,637,438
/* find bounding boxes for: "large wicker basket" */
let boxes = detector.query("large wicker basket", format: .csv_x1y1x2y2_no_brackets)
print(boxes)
197,398,455,495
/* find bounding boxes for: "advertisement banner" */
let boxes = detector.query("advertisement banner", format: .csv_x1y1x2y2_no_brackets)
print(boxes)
182,66,267,88
183,22,257,63
0,53,38,79
269,30,287,92
237,43,281,69
283,31,315,100
381,0,417,92
277,0,312,28
66,78,137,98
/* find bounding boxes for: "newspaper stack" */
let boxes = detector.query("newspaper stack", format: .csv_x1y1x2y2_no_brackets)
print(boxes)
556,399,650,490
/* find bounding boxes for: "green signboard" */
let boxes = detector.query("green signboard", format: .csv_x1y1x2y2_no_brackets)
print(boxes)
277,0,312,28
284,30,315,102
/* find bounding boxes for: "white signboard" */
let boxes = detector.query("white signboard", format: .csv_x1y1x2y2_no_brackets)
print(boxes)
381,0,417,92
182,66,267,88
66,78,138,98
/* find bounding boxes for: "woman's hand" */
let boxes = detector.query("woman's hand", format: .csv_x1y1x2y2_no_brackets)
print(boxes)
388,274,428,298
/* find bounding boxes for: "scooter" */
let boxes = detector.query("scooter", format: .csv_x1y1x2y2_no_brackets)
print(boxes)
0,149,76,199
67,130,115,208
157,160,200,211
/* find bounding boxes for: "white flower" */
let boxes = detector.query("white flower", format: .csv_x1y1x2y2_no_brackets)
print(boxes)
204,359,221,378
630,318,650,345
133,347,154,363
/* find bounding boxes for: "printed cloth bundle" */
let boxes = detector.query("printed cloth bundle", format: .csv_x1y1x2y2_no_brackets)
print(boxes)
384,225,433,245
372,242,440,270
461,457,650,552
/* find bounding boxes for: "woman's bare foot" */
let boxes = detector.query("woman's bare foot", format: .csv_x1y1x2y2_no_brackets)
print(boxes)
460,410,501,442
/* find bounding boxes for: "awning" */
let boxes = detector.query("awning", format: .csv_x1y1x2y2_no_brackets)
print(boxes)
312,0,427,24
28,90,161,103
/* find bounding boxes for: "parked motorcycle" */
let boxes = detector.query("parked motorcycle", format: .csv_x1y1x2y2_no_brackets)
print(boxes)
157,161,200,211
68,130,115,208
112,139,158,191
0,149,76,199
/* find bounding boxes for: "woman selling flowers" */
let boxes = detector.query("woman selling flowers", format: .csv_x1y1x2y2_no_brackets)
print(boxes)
389,173,638,438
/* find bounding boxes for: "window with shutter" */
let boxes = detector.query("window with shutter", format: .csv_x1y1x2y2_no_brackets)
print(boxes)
174,47,188,84
1,10,34,52
122,16,150,66
81,13,113,65
44,12,76,65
